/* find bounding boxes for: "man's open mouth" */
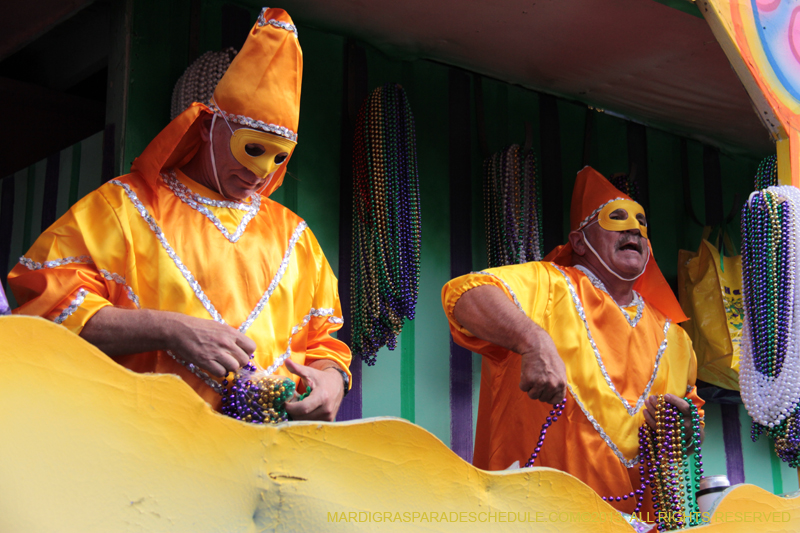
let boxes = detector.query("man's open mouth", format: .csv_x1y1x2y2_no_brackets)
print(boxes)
618,240,642,253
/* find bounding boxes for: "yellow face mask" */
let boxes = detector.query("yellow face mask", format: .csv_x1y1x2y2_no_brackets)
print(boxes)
229,128,296,179
597,199,648,239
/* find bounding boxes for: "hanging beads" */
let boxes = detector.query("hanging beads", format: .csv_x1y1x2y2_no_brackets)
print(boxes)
525,393,704,527
741,186,800,466
754,154,778,190
523,397,567,467
483,144,543,267
351,83,422,365
171,48,238,120
608,172,642,204
639,395,704,531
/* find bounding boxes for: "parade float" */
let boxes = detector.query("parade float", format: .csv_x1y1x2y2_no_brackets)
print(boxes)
1,0,800,531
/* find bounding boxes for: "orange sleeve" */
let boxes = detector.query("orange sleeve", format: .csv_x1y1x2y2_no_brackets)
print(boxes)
297,229,352,389
8,191,131,334
441,264,552,361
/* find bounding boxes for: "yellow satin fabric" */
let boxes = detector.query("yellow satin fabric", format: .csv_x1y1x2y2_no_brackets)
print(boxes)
442,262,704,514
9,169,351,409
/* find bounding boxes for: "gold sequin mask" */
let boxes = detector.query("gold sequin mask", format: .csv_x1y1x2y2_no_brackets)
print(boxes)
597,199,648,239
229,128,295,179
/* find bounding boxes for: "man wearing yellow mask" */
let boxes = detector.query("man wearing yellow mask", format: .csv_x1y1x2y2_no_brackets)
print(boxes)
9,8,351,421
442,166,704,516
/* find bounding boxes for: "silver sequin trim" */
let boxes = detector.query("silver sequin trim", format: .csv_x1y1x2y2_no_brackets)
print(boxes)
166,349,225,395
20,255,141,310
54,288,88,324
473,271,525,313
311,307,344,324
256,7,269,27
577,197,627,231
553,264,669,416
113,183,318,395
256,8,299,38
112,180,225,324
165,173,254,210
98,269,141,309
574,265,644,327
238,221,308,334
209,105,298,142
20,255,93,270
568,385,640,468
162,172,261,243
263,307,338,376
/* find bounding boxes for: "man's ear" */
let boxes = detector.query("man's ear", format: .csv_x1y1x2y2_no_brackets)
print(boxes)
198,114,214,142
569,230,586,256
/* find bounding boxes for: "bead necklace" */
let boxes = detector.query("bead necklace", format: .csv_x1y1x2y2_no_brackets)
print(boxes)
741,186,800,466
171,48,238,120
219,355,310,424
754,154,778,190
350,83,422,365
483,144,543,267
526,394,703,528
167,349,310,424
638,396,704,530
608,172,642,204
523,397,567,467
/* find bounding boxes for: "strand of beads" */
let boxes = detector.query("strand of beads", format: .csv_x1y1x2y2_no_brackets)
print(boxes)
483,144,543,267
639,395,704,531
219,356,310,424
523,398,567,467
754,154,778,190
170,48,238,120
351,83,422,365
608,172,642,204
741,186,800,466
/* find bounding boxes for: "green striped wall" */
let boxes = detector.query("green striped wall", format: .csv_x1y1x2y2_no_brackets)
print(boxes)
3,131,105,308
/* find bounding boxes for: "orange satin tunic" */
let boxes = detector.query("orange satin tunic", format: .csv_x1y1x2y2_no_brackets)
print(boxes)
9,169,351,408
442,262,704,514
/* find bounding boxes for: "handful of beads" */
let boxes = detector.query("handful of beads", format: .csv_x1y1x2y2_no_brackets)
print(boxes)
640,395,704,531
525,394,704,532
220,357,310,424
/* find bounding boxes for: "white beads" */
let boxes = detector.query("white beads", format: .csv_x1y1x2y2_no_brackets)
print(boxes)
741,185,800,427
170,48,238,120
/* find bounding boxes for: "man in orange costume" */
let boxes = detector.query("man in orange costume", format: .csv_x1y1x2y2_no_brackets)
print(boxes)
9,8,351,420
442,166,704,514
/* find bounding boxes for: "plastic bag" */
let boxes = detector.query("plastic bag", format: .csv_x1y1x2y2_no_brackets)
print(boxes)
678,227,743,391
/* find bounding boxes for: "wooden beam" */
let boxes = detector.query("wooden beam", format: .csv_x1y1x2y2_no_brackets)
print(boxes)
0,0,95,61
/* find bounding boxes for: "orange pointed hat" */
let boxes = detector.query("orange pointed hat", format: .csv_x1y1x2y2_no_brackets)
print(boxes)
544,166,688,323
131,7,302,198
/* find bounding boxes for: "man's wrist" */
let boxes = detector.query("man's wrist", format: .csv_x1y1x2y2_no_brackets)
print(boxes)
321,365,350,397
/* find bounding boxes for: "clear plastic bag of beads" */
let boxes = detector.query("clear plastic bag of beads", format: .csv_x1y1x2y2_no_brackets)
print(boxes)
220,358,304,424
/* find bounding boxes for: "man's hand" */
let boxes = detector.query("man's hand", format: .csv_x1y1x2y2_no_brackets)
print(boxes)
519,329,568,404
643,394,704,451
167,314,255,377
284,359,345,421
80,307,255,377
